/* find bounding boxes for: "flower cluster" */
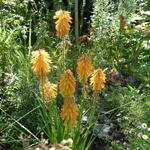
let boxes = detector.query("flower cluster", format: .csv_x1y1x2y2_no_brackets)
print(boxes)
61,97,79,130
31,49,57,101
77,53,93,84
43,82,57,101
90,68,106,93
31,13,107,134
31,49,51,84
59,70,78,130
59,70,76,98
77,53,106,93
53,10,72,39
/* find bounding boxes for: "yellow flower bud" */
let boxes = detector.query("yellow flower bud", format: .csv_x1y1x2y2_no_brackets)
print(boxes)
77,53,93,84
31,49,51,84
53,10,72,39
61,97,79,130
90,68,106,93
59,70,76,98
43,81,57,101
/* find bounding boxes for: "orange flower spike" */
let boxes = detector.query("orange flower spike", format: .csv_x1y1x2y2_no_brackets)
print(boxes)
61,97,79,130
59,70,76,98
53,10,72,39
119,15,125,20
119,15,126,29
31,49,51,83
120,21,126,28
90,68,106,93
43,82,57,101
124,29,130,34
77,53,93,84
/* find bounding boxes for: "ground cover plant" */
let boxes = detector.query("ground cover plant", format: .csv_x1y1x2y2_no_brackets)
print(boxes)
0,0,150,149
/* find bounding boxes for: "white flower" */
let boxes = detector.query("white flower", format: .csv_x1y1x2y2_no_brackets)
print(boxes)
147,128,150,131
61,138,73,145
61,139,67,145
142,135,148,140
67,138,73,145
124,117,128,120
82,116,88,122
141,123,147,129
20,17,24,21
116,113,121,117
137,133,143,138
43,139,48,144
62,146,72,150
129,129,134,134
49,147,56,150
35,148,41,150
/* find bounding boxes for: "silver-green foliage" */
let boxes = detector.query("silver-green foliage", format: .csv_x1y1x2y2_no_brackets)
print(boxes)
91,0,116,37
91,0,137,38
118,0,137,16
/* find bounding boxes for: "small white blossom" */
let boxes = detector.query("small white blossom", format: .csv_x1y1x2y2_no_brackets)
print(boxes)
116,113,121,117
20,17,24,21
62,146,72,150
82,116,88,122
49,148,56,150
129,129,134,134
67,138,73,145
137,133,143,138
141,123,147,129
35,148,41,150
147,128,150,131
61,138,73,145
124,117,128,120
142,135,148,140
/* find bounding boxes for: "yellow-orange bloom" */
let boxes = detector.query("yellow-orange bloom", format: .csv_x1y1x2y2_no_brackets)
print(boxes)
61,97,79,130
77,53,93,84
53,10,72,38
43,82,57,101
59,70,76,98
31,49,51,83
90,68,106,93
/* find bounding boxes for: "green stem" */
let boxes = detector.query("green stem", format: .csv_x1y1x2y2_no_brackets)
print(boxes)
83,84,87,99
1,48,6,86
61,39,68,71
63,39,66,69
74,0,79,44
133,37,143,65
91,92,99,117
28,18,32,57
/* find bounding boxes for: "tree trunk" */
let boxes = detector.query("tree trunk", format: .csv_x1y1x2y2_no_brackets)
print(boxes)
74,0,79,44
